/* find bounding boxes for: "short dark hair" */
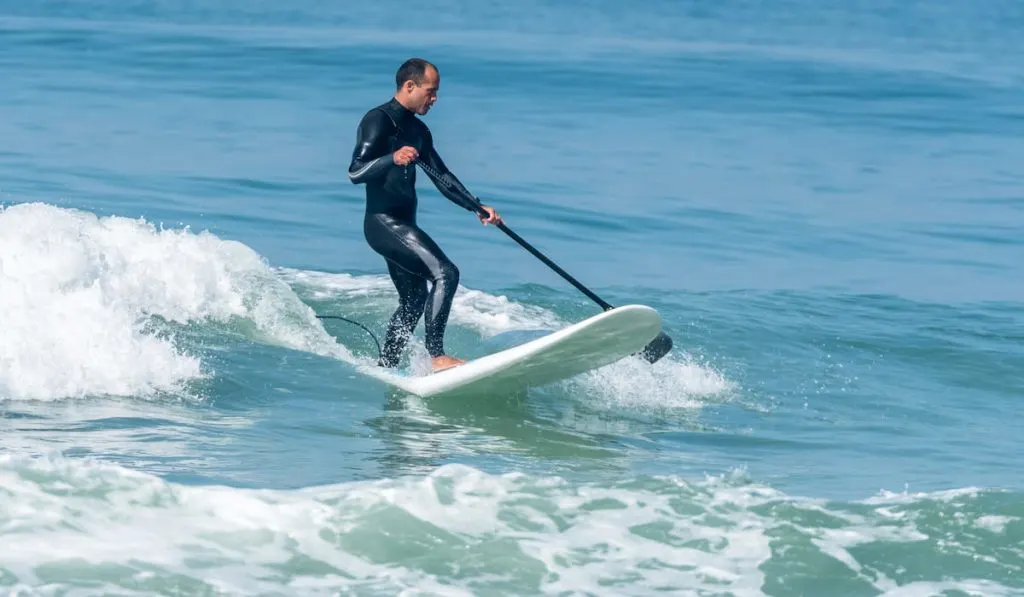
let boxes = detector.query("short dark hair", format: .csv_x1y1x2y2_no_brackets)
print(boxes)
395,58,437,89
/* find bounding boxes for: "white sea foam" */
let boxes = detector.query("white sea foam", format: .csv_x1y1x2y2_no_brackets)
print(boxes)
0,203,348,402
559,351,736,410
1,454,1018,597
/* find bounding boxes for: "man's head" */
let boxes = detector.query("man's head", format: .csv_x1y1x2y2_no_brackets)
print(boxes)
394,58,439,115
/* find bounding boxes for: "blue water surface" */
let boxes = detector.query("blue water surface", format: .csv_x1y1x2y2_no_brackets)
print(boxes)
2,1,1023,594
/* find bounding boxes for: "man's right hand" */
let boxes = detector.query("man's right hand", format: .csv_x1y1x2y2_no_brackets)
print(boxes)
393,146,419,166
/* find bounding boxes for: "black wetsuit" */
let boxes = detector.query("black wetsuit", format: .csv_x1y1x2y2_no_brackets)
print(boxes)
348,97,481,367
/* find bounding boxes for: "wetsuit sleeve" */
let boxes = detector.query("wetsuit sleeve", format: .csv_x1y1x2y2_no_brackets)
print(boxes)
348,110,395,184
420,138,482,212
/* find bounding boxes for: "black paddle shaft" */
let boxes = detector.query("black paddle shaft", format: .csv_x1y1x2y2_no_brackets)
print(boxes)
414,159,674,364
492,222,613,310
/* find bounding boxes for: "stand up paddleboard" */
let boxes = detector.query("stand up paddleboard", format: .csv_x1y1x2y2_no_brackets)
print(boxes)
360,304,663,398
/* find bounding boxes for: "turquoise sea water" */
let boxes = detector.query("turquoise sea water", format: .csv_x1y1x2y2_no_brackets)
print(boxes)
2,1,1023,594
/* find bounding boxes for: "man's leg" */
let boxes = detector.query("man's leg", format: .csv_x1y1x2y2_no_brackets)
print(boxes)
377,260,428,368
365,213,462,369
422,260,459,360
393,226,460,363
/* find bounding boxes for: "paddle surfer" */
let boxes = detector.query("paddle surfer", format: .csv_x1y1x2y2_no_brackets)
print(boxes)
348,58,502,373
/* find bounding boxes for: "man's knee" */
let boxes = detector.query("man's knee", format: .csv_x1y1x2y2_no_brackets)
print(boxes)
436,261,459,288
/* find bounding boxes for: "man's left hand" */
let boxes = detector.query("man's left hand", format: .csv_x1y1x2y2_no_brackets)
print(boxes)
478,205,503,226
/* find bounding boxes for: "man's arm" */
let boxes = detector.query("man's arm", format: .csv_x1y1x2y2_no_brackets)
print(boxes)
348,110,395,184
418,139,482,212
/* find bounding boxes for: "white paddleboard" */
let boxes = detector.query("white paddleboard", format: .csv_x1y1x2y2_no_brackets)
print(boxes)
358,304,663,398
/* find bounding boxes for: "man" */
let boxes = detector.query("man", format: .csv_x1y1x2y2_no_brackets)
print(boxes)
348,57,502,373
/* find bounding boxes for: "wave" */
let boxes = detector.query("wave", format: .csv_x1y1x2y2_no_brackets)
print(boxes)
1,453,1020,596
1,202,731,409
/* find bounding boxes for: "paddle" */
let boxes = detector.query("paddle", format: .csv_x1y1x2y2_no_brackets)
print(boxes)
414,159,674,364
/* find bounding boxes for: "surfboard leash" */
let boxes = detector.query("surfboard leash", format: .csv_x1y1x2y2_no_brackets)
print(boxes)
315,314,382,360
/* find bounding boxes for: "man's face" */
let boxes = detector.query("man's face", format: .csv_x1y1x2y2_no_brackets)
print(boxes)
403,67,439,115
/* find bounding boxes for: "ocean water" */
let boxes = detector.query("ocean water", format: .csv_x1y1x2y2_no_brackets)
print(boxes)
2,0,1023,594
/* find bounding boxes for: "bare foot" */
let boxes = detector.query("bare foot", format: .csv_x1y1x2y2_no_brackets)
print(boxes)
431,355,465,373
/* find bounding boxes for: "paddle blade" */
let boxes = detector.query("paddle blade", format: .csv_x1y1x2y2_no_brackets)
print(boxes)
639,331,673,363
